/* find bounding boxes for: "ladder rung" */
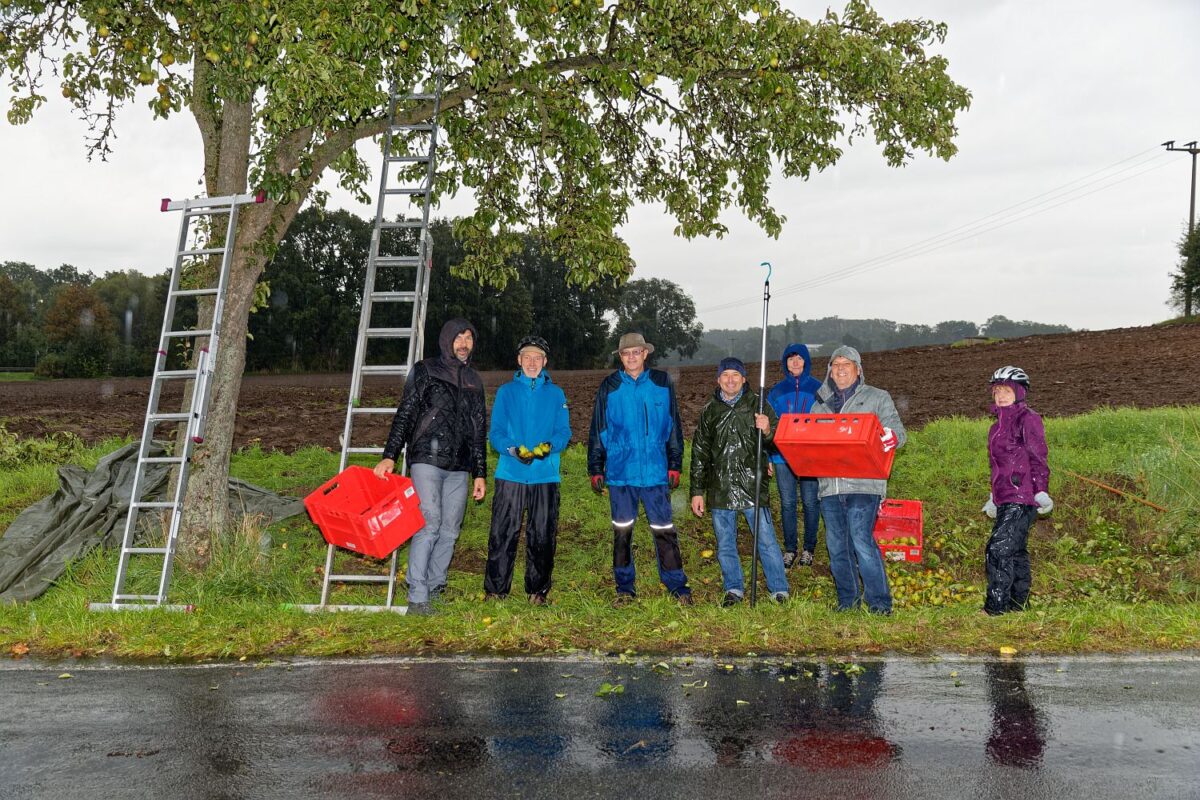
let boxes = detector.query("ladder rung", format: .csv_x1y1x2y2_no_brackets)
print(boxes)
89,602,194,612
164,329,213,338
351,407,398,415
369,291,417,302
171,288,219,297
184,209,231,218
142,456,185,465
124,547,170,555
114,593,164,601
388,155,431,163
383,187,431,196
380,220,426,229
179,248,225,257
365,327,413,338
287,603,408,614
327,574,392,584
374,256,421,267
400,93,438,101
345,446,386,454
131,501,177,509
154,370,200,380
147,413,190,422
359,365,410,376
391,123,435,132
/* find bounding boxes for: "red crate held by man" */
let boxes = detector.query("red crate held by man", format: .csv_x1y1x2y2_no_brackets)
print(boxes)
772,413,896,480
304,466,425,559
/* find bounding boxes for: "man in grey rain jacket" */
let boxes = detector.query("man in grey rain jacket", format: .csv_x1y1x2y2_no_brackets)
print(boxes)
811,345,906,614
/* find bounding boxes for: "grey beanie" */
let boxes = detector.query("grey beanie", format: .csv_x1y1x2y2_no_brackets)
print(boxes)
826,345,864,380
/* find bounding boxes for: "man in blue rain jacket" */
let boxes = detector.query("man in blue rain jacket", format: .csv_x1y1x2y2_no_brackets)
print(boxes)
484,336,573,604
587,332,693,607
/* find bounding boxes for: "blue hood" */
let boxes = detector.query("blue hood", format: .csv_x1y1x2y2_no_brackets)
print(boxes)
780,343,814,382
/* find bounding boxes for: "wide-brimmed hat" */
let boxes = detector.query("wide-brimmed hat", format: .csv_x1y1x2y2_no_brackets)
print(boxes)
613,332,655,356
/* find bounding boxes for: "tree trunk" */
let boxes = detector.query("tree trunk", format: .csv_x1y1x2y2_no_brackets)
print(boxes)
176,93,259,569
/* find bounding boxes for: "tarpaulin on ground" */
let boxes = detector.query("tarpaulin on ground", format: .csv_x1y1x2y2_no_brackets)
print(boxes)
0,441,304,603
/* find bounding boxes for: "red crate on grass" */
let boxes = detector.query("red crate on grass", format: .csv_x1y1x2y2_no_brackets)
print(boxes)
773,413,895,480
304,466,425,558
872,499,922,563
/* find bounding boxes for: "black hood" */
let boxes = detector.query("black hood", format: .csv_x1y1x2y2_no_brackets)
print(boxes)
438,317,478,364
422,317,482,390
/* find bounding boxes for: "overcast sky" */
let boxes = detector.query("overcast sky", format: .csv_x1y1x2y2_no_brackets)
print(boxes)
1,0,1197,332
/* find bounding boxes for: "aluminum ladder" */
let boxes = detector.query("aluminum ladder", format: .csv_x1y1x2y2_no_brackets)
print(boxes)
89,191,264,612
296,83,442,613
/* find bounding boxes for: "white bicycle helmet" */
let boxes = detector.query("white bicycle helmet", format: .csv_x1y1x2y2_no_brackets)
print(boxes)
989,365,1030,387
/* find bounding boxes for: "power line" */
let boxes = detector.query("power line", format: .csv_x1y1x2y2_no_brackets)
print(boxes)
698,146,1172,315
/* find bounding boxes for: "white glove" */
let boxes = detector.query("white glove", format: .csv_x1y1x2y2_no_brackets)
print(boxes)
982,494,997,519
1034,491,1054,516
880,427,898,453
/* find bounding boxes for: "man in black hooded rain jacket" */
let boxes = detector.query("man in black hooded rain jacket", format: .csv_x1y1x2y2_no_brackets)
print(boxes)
375,318,488,614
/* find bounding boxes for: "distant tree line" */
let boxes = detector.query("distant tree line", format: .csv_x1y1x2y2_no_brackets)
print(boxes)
0,210,705,377
657,314,1073,366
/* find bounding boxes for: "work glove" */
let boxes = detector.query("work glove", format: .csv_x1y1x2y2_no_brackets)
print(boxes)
880,427,899,453
590,474,606,495
508,446,534,465
982,494,997,519
532,442,552,459
1034,491,1054,516
668,470,681,490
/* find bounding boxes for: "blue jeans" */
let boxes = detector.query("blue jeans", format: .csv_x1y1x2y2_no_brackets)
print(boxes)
773,465,820,553
406,463,469,603
820,493,891,613
711,507,789,596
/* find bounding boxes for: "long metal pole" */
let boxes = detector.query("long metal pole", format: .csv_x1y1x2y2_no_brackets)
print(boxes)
749,261,772,607
1189,149,1196,233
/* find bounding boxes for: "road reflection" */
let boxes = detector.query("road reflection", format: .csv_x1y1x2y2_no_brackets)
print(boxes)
984,662,1047,768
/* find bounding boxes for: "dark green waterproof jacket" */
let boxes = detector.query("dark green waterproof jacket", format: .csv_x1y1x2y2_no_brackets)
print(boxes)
689,388,779,510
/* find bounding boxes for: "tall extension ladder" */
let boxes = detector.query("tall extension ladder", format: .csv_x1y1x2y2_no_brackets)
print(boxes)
89,191,264,612
298,83,443,612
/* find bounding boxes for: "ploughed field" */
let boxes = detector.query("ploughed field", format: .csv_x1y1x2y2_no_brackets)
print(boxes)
2,323,1198,450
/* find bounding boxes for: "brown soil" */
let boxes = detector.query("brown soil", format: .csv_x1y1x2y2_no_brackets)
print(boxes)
3,323,1198,450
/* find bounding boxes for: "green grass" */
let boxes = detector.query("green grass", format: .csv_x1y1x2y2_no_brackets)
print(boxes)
0,372,36,381
1,407,1198,659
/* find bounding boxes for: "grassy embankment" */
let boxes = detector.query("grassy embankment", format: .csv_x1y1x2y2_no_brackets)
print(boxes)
0,406,1198,659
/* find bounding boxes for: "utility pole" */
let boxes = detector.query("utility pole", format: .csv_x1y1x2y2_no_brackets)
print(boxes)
1164,140,1199,316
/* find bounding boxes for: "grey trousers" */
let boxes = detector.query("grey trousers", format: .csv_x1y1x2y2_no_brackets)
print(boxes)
406,463,470,603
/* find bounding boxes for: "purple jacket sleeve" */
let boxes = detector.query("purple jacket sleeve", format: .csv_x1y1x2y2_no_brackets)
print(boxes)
1023,411,1050,494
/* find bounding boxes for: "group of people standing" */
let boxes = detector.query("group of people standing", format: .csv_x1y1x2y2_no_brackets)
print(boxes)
373,317,1052,619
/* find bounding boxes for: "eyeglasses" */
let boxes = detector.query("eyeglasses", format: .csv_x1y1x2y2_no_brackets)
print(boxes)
830,361,857,370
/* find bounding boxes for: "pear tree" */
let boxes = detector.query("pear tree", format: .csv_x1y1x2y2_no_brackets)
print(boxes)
1,0,970,566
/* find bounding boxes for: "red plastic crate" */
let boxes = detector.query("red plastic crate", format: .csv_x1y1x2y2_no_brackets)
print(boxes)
873,498,923,563
304,466,425,559
773,413,895,480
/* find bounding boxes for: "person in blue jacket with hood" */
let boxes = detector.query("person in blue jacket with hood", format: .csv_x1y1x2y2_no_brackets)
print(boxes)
766,343,823,568
483,336,572,604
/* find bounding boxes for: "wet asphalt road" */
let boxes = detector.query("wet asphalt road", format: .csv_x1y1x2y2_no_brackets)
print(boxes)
1,656,1198,799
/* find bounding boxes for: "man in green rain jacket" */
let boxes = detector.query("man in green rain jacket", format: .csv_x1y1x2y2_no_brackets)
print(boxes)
689,358,790,605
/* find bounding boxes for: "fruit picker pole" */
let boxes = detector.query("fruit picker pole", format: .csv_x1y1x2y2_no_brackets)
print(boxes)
749,261,772,607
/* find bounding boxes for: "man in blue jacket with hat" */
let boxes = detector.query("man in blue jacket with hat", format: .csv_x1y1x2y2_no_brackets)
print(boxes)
484,336,572,605
588,332,693,607
766,343,823,568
